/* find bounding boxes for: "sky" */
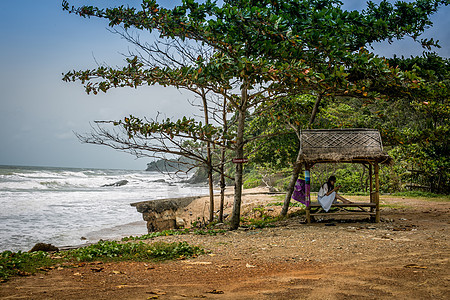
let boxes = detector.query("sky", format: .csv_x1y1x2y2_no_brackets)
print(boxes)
0,1,448,170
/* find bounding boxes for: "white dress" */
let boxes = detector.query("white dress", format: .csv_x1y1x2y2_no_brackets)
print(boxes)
317,183,336,212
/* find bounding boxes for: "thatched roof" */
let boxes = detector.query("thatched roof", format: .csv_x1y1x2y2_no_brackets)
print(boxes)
299,129,392,165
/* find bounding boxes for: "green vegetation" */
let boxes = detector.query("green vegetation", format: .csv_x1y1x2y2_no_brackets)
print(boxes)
0,251,54,281
241,216,279,229
122,229,226,241
63,0,449,230
0,240,204,282
391,191,450,202
122,229,190,241
239,207,281,229
267,201,305,208
241,159,448,195
243,168,264,189
61,240,203,262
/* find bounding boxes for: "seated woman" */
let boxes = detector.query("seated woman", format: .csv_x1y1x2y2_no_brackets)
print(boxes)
318,175,352,212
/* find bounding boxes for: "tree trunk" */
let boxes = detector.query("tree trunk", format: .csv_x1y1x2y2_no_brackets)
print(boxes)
309,94,322,126
281,93,322,217
208,168,214,222
219,140,226,223
219,174,225,222
230,86,247,230
230,110,245,229
219,95,228,223
281,151,303,216
201,90,214,222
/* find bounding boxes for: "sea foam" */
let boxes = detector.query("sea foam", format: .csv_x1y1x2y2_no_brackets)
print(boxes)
0,165,208,252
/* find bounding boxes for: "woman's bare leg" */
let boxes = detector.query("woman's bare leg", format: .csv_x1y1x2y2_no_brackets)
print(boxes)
335,194,352,204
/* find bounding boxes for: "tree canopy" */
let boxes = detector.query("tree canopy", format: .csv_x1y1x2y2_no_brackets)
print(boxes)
63,0,449,227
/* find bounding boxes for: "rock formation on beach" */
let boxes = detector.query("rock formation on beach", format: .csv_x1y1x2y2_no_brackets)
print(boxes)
29,243,59,253
131,196,200,232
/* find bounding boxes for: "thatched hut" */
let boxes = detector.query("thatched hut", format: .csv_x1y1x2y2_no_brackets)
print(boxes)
298,129,392,223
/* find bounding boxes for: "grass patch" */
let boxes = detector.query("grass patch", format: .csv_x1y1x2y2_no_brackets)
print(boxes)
1,240,204,282
241,216,280,229
272,195,285,202
344,192,370,196
240,207,282,229
122,229,190,241
267,201,305,208
392,191,450,201
61,240,204,262
122,229,226,241
269,195,305,207
0,251,55,281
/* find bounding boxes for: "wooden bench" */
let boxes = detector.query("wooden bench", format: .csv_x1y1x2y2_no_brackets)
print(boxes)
306,202,378,224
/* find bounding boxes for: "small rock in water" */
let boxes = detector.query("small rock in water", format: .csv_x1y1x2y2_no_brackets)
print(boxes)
152,179,166,183
29,243,59,253
101,179,128,187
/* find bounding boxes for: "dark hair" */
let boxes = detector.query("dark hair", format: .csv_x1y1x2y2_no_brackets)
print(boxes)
327,176,336,191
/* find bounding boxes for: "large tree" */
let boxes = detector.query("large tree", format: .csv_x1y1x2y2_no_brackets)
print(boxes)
385,53,449,193
63,0,447,228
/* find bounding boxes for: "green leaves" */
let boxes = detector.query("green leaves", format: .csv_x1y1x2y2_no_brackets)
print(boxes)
62,240,204,262
62,0,449,102
116,115,231,146
1,251,53,281
63,0,449,195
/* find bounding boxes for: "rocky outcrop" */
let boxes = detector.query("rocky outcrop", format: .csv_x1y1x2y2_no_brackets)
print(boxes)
146,157,194,172
131,196,200,232
101,180,128,187
29,243,59,252
185,166,208,184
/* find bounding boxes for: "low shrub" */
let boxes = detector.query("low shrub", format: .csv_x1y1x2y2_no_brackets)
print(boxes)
122,229,226,241
62,240,204,262
0,251,54,281
122,229,189,241
1,240,204,282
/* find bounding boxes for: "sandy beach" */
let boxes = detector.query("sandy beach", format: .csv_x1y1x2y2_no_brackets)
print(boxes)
1,188,449,299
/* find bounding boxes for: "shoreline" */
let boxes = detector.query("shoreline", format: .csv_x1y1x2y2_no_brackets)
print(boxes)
12,187,435,252
59,187,282,251
1,193,449,299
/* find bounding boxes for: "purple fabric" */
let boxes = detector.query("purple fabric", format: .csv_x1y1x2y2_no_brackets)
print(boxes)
292,179,307,205
305,181,310,206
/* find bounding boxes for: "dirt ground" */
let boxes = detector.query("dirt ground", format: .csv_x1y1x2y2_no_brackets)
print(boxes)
1,189,449,300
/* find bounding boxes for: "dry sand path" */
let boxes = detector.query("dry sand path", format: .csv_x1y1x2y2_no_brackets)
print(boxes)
1,189,449,299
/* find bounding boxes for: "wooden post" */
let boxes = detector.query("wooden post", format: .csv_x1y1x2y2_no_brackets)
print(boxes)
305,166,311,224
374,163,380,223
369,163,373,203
368,163,374,222
306,206,311,224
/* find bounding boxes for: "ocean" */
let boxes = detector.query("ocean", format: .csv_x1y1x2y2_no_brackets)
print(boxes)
0,165,209,252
